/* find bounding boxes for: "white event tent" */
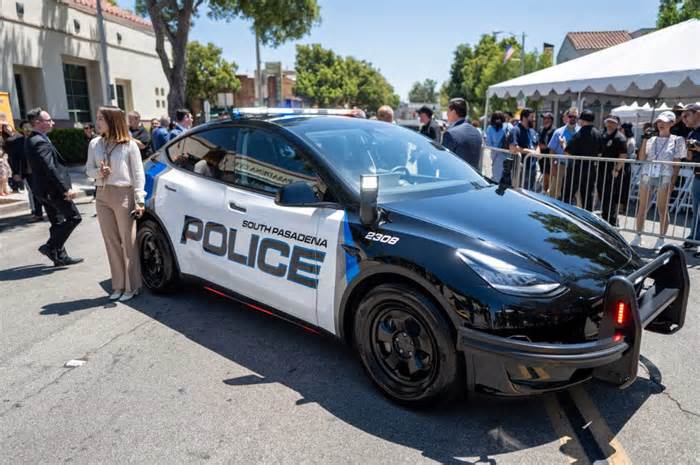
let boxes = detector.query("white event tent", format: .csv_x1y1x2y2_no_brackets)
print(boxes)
485,19,700,119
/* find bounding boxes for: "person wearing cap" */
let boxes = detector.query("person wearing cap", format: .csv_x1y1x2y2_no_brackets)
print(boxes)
596,115,628,226
548,107,580,199
681,103,700,250
417,106,441,143
508,108,538,190
671,103,692,138
630,111,684,249
538,112,555,193
562,109,602,211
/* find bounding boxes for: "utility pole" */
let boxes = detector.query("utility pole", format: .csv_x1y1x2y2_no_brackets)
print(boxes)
95,0,113,106
255,28,263,107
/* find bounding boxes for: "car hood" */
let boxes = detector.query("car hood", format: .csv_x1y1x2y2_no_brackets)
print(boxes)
383,186,637,282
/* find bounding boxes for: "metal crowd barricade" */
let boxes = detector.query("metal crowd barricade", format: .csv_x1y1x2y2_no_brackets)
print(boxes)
478,146,700,245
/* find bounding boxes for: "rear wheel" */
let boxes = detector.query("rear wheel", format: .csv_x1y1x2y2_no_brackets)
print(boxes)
354,283,461,406
137,219,179,293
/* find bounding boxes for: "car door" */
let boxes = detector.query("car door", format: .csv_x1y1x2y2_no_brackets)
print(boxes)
222,125,330,325
156,127,237,284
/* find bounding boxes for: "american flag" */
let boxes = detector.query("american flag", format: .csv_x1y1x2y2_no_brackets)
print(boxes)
503,45,515,64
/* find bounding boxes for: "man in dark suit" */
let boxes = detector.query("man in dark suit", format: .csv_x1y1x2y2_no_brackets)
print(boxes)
441,98,483,169
25,108,83,266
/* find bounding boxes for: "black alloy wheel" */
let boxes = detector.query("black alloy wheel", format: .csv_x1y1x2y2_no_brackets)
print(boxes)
137,219,179,293
354,283,461,406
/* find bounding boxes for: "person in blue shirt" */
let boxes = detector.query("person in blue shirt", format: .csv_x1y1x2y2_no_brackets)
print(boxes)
547,107,580,198
485,111,513,183
168,109,193,141
151,115,170,152
508,108,538,190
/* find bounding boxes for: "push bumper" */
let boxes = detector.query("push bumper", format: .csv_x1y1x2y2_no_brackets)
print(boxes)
457,245,689,395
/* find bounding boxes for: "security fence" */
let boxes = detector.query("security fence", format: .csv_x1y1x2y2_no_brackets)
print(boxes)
480,146,700,246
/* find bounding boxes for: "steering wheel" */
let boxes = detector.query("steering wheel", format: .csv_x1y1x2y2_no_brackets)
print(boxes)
390,165,410,175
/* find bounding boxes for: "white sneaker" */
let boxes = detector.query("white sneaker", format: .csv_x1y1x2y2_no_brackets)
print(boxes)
629,234,642,247
653,237,666,250
109,291,122,300
119,289,139,302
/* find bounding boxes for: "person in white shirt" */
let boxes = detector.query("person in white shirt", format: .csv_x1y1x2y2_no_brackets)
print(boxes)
630,111,684,249
86,107,146,301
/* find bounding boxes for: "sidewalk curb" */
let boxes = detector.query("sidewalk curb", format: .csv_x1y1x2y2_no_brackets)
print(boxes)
0,187,95,219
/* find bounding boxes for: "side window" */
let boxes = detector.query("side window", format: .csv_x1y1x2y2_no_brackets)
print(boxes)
166,128,239,182
236,127,320,195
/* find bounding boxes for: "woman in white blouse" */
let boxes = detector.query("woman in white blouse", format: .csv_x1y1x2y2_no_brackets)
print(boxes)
86,107,146,302
630,111,684,250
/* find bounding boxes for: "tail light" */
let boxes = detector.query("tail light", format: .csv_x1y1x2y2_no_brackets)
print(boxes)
616,301,627,326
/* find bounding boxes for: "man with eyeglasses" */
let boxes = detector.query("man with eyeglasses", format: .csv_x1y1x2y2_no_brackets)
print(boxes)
547,107,580,199
25,107,83,266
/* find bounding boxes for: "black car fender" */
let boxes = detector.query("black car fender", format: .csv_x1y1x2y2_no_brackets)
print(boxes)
336,259,464,345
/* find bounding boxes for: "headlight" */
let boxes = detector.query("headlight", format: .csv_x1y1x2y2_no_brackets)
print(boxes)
456,248,561,295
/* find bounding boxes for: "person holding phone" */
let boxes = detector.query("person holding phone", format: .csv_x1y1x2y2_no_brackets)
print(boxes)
86,107,146,302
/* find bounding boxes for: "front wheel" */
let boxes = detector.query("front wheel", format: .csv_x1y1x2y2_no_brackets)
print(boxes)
137,219,179,293
354,283,461,406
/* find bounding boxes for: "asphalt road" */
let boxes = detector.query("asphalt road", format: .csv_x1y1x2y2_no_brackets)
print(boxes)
1,202,698,465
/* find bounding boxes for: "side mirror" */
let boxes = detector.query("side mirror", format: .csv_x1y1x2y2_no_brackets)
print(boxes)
360,174,379,227
275,181,319,206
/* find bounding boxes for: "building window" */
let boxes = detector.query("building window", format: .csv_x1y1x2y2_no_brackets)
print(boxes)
116,32,122,44
73,19,81,33
15,2,24,18
160,88,165,96
14,74,26,119
63,63,91,123
116,84,126,111
155,87,159,95
156,100,160,108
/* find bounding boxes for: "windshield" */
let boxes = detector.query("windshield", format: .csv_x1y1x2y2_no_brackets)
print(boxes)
284,117,490,200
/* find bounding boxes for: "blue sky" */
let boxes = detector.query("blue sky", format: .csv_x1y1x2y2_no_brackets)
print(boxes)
116,0,660,100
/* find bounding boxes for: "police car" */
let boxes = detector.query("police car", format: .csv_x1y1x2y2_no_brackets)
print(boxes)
138,108,688,405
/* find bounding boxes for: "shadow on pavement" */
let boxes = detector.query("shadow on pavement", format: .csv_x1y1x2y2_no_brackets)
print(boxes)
0,263,67,281
40,297,116,316
112,283,664,464
0,213,44,234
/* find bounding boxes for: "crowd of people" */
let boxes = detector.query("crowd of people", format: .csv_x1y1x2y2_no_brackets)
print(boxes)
478,103,700,251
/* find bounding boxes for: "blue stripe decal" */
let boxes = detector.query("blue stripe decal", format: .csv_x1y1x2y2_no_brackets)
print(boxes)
144,161,167,201
343,212,360,285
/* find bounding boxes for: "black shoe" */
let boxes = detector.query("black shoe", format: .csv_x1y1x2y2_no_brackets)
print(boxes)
682,241,696,249
38,244,61,265
57,256,84,266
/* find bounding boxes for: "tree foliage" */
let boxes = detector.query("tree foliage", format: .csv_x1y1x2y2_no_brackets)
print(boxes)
408,79,438,103
294,44,399,112
441,34,553,118
136,0,320,114
656,0,700,27
185,41,240,106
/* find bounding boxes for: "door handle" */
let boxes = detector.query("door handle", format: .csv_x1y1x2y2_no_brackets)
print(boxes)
228,201,247,213
164,184,177,192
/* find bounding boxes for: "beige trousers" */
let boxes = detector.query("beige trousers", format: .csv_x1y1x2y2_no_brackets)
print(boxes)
96,186,141,293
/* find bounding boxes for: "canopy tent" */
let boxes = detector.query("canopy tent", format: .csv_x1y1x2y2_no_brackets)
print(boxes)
486,19,700,108
610,102,671,120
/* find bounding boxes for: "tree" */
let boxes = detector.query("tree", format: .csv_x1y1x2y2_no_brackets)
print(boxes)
441,34,553,118
185,41,240,109
136,0,320,114
408,79,437,103
656,0,700,27
294,44,399,112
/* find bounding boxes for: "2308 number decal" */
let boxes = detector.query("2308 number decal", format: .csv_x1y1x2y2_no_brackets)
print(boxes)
365,232,400,245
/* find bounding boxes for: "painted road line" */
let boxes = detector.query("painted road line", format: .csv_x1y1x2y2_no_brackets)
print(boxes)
569,385,633,465
544,393,591,465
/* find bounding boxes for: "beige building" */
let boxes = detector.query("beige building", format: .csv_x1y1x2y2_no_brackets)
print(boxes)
0,0,169,126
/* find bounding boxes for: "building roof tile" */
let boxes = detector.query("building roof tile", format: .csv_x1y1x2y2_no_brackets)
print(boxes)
566,31,632,50
67,0,152,29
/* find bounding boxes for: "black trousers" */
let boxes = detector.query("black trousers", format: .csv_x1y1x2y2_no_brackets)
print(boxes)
42,196,82,251
562,161,596,211
597,166,622,226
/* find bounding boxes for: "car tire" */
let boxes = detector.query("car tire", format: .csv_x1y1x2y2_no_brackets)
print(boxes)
137,219,179,293
354,283,461,406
